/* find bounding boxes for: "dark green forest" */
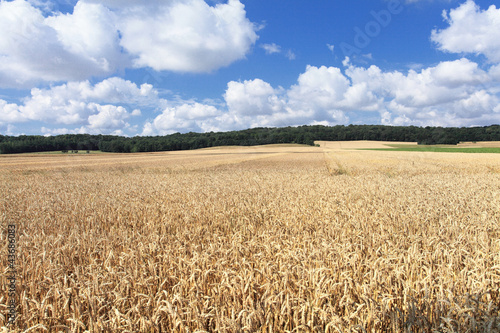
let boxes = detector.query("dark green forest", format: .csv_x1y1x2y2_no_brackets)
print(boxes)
1,124,500,154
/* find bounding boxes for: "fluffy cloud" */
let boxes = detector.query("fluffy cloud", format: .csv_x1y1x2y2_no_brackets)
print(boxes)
0,100,27,124
222,71,352,129
345,58,498,126
225,79,284,116
287,65,380,114
84,77,157,105
0,0,258,87
452,90,499,119
19,77,156,125
143,103,221,135
117,0,258,72
289,66,350,108
0,77,152,134
431,58,489,87
344,58,491,106
431,1,500,63
489,64,500,81
0,0,124,87
3,0,500,136
219,59,498,130
4,56,500,136
140,52,500,136
87,104,131,132
45,2,124,70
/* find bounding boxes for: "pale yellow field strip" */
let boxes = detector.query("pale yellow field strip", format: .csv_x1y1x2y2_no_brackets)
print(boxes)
0,144,322,172
316,140,417,150
323,148,500,176
457,141,500,147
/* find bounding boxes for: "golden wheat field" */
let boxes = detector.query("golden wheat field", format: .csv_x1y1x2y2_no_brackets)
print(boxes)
1,142,499,332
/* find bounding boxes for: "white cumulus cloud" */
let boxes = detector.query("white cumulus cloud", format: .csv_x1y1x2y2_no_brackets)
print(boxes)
0,0,259,88
0,0,125,88
144,102,221,135
431,1,500,63
87,104,131,132
0,100,27,124
204,58,500,133
1,77,157,134
225,79,284,116
115,0,258,72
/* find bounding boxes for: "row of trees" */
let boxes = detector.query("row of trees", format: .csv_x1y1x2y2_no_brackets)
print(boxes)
1,125,500,154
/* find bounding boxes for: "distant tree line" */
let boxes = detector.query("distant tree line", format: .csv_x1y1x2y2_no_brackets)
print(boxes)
1,125,500,154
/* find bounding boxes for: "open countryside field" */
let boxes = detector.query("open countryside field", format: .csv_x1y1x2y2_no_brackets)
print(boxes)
1,142,499,332
362,144,500,154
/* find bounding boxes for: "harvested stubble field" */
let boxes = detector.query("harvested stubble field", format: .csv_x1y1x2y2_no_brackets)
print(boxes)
1,142,499,332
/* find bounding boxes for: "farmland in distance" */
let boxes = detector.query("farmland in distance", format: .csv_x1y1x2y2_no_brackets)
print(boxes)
1,142,499,332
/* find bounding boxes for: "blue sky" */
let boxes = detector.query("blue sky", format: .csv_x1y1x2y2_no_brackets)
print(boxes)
0,0,499,136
